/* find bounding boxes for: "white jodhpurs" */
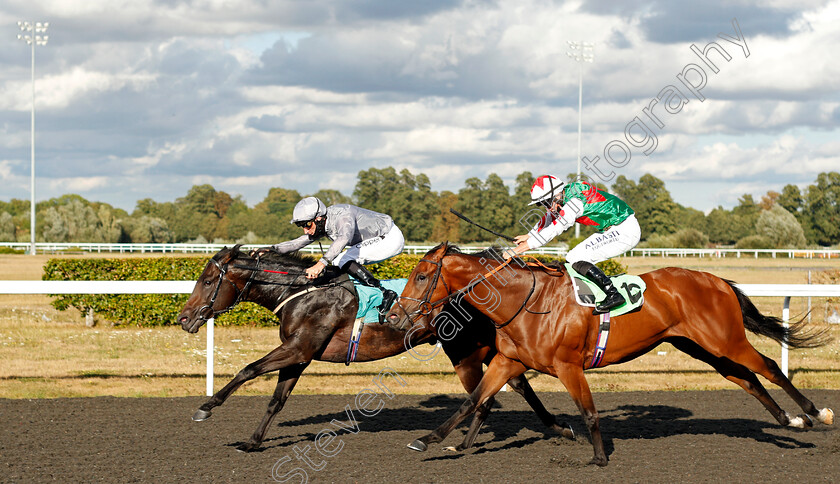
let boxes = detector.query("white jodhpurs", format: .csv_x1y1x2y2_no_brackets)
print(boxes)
334,224,405,268
565,214,641,264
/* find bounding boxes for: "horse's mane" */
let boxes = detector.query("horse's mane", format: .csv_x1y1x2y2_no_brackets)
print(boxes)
434,241,463,256
255,249,315,268
219,245,316,269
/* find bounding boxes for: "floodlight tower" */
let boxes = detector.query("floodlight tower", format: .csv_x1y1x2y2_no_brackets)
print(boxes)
17,21,49,255
567,40,594,239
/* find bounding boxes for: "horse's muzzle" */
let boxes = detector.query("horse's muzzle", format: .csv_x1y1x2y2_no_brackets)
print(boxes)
385,312,405,329
178,313,203,334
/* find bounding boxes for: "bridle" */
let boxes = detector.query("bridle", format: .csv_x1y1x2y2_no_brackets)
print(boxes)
396,256,452,324
193,251,351,324
194,255,258,324
397,251,538,330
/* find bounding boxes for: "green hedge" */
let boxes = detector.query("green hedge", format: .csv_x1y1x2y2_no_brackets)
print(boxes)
42,256,254,327
42,254,431,327
44,251,626,327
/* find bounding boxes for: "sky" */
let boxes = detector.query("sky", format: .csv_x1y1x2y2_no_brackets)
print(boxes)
1,0,839,213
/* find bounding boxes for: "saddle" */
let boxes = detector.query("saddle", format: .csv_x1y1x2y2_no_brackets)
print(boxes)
562,265,646,369
565,264,646,317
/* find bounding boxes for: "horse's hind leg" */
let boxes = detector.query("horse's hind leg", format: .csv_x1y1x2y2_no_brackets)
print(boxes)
672,338,831,427
671,339,792,425
730,343,833,426
236,363,308,452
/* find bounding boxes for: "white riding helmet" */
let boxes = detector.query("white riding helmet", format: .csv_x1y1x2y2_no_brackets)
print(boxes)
528,175,565,206
290,197,327,224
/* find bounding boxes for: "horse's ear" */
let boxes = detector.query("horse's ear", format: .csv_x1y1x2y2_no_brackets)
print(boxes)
228,244,244,260
217,245,241,264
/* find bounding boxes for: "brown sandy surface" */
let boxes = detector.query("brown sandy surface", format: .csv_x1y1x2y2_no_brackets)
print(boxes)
1,390,838,483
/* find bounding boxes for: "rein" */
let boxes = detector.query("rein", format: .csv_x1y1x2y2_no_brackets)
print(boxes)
232,264,304,279
196,253,348,323
398,253,538,329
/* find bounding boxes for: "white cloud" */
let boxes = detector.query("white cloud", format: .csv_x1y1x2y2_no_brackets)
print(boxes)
1,0,838,213
48,176,110,193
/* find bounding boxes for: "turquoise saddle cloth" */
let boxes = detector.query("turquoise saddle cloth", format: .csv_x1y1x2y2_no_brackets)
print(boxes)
354,279,407,323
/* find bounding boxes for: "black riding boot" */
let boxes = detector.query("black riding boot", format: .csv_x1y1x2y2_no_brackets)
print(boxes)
572,261,625,314
342,261,397,324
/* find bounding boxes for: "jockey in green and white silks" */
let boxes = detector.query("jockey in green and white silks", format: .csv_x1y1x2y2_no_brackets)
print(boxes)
506,175,641,314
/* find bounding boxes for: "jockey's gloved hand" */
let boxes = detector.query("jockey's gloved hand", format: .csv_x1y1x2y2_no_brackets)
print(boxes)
249,246,275,258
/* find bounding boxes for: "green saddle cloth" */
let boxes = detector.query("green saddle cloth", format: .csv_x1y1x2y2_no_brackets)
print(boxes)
565,264,646,317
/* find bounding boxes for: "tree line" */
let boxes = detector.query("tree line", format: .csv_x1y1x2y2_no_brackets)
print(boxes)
1,169,839,249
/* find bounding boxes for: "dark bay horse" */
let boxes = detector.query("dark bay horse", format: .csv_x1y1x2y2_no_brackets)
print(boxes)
388,243,834,466
177,245,573,452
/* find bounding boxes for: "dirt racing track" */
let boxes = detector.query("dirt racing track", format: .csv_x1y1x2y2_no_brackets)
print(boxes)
1,390,838,483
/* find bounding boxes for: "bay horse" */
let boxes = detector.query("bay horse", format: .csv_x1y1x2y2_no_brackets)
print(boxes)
176,245,573,452
388,243,834,466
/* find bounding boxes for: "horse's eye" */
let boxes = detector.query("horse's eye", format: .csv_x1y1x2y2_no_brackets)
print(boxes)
204,280,212,286
417,274,427,282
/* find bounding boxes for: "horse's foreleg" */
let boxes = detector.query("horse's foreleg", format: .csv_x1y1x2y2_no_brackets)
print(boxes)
408,355,525,452
453,397,494,451
555,363,607,466
453,375,576,451
450,353,495,451
506,374,575,440
236,362,309,452
192,344,310,422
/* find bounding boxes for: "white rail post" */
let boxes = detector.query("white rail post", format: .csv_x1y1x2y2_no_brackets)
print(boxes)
781,297,790,377
206,318,214,396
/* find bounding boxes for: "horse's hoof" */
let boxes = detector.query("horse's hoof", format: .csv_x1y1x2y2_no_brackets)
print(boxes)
818,408,834,425
407,440,428,452
560,425,575,441
192,409,212,422
787,414,812,429
588,456,609,467
443,446,458,452
236,442,260,453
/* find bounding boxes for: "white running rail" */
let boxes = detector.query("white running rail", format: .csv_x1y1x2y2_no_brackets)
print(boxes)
1,281,838,395
2,242,839,259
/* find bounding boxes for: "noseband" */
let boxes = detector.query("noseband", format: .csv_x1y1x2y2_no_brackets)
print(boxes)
396,257,452,325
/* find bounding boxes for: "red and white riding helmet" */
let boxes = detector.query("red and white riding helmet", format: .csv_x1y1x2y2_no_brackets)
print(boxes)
528,175,565,206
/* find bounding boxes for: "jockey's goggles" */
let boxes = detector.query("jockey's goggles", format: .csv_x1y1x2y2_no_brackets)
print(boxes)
295,220,315,229
538,196,561,210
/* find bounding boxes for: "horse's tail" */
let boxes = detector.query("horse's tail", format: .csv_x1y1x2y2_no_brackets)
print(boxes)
724,279,831,349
